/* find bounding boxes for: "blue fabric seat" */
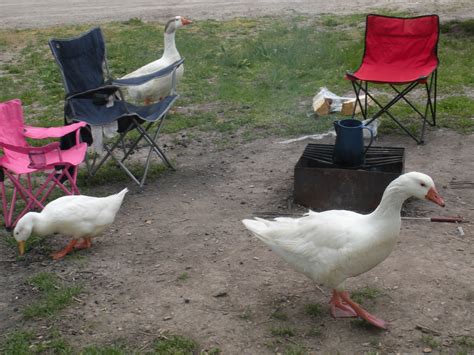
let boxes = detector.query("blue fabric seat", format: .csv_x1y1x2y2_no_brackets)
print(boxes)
49,27,184,186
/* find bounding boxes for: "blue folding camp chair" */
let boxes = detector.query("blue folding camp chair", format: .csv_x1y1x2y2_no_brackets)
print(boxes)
49,27,184,186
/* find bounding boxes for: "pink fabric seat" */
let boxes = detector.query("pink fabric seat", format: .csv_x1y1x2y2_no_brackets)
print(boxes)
0,99,87,228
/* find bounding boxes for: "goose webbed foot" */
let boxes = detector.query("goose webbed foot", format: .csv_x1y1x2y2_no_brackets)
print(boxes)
330,290,357,318
51,239,78,260
74,237,92,250
339,291,387,330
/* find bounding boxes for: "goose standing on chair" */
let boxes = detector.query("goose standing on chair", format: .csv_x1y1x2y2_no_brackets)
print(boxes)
122,16,192,104
242,172,445,329
13,188,128,260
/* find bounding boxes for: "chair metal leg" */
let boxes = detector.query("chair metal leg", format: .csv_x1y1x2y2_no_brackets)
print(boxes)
350,79,428,144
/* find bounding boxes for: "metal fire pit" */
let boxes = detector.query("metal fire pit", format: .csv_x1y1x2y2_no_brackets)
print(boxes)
294,144,405,213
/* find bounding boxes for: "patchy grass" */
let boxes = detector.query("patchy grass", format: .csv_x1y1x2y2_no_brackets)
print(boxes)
284,344,308,355
420,334,440,349
4,233,50,257
1,330,200,354
177,272,189,281
81,344,129,354
77,157,168,187
1,329,72,355
271,309,289,321
1,15,473,145
351,286,383,304
202,347,221,355
1,330,35,355
441,19,474,37
239,306,253,320
304,303,323,317
454,335,474,350
305,326,322,337
270,326,296,337
152,334,198,354
23,272,82,319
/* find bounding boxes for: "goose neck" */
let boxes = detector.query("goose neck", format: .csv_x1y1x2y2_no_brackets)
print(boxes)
32,213,53,236
164,32,179,57
370,181,410,220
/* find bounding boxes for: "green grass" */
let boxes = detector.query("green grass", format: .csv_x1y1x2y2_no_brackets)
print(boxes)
239,306,253,320
23,272,82,319
152,334,198,354
270,326,296,337
1,329,72,355
177,272,189,281
1,330,35,355
80,344,129,355
304,303,322,317
454,335,474,351
305,326,322,337
421,334,440,349
351,287,383,305
4,233,50,256
1,330,200,354
271,309,289,321
202,348,221,355
1,15,473,144
284,344,307,355
77,156,168,187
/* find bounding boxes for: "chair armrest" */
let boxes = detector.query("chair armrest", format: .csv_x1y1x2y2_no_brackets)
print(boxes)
66,85,120,101
0,142,62,169
23,122,87,139
24,122,87,139
112,58,185,87
0,141,60,154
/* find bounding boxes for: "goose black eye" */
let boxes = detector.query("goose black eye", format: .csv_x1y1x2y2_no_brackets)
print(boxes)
420,183,426,187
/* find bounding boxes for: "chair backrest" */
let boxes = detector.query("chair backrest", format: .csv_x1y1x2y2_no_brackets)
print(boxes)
363,15,439,69
0,99,30,166
49,27,107,95
0,99,27,148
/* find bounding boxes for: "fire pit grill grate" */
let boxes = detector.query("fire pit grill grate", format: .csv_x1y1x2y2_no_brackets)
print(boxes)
294,144,405,212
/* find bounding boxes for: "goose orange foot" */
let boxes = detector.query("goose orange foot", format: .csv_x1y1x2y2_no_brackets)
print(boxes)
330,289,358,318
74,237,92,250
51,239,78,260
338,290,388,329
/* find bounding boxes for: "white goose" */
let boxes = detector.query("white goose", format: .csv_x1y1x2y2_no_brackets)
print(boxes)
14,188,128,260
122,16,192,104
242,172,445,329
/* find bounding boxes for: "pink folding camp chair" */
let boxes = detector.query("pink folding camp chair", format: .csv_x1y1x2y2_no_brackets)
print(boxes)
0,99,87,229
346,14,439,144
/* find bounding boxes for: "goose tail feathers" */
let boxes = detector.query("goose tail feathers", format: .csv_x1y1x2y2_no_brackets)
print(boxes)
116,188,129,199
242,218,274,244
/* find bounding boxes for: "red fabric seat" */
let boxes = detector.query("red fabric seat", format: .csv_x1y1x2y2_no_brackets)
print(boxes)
347,15,439,84
345,14,440,144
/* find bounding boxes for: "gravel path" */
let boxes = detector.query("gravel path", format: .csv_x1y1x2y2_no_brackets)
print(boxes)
1,0,472,28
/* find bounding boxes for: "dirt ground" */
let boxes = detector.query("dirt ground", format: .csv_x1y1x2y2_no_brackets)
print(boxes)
1,0,473,28
1,126,473,353
1,1,473,353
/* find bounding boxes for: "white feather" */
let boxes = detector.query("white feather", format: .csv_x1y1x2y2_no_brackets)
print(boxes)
242,172,441,290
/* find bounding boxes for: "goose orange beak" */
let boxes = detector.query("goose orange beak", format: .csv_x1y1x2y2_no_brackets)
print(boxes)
181,17,192,26
18,241,25,256
425,187,445,207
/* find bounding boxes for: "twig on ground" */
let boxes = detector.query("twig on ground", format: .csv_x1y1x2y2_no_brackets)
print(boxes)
416,324,442,336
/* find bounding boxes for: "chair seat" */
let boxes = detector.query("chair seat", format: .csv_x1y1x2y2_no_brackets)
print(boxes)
347,61,437,84
0,143,87,174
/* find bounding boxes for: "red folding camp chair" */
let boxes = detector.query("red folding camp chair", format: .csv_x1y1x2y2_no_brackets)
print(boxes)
346,14,439,144
0,99,87,229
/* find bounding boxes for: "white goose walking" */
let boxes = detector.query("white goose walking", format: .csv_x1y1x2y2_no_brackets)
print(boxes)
242,172,445,329
122,16,192,104
14,188,128,260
